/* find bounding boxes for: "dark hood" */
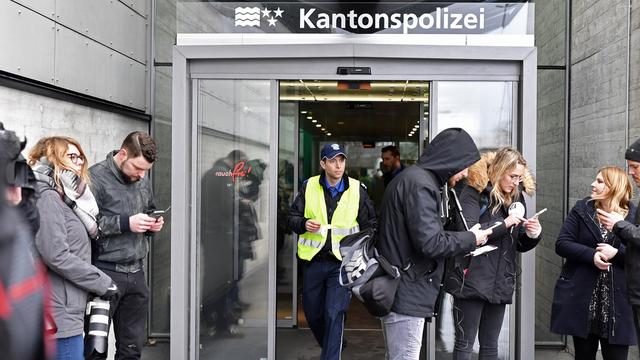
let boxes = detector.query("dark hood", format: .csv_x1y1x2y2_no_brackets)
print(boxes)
416,128,480,186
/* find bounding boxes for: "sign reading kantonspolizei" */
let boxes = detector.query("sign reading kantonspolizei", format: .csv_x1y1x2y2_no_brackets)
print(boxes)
177,2,533,35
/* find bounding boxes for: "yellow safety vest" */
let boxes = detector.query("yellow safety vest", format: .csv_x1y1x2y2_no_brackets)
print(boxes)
298,176,361,261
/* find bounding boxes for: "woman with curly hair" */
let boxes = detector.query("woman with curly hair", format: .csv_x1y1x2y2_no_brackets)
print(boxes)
29,137,117,360
444,147,542,360
551,167,636,360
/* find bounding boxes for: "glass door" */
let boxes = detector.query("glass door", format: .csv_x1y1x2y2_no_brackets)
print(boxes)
430,81,518,360
195,79,275,359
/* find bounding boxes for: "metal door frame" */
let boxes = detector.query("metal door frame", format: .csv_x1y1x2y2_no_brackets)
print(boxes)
172,34,537,360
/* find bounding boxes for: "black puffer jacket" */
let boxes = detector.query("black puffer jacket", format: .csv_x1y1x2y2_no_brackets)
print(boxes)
444,185,540,303
376,128,480,318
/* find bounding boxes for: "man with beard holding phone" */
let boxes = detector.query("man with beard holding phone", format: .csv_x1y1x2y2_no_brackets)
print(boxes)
88,132,163,360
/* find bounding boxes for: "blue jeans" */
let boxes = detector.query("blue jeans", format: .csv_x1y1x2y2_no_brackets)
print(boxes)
302,258,351,360
381,312,425,360
56,334,83,360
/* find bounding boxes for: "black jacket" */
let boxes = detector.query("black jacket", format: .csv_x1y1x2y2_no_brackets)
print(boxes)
376,128,480,318
444,185,540,304
551,198,636,345
287,172,377,259
89,151,156,269
612,199,640,306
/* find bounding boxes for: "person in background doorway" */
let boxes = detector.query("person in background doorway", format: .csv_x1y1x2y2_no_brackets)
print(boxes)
552,166,636,360
444,148,541,360
88,132,162,360
29,136,118,360
597,138,640,345
381,145,405,187
287,143,377,360
376,128,492,360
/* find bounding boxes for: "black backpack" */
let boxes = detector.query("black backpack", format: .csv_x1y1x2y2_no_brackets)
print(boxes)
338,227,401,317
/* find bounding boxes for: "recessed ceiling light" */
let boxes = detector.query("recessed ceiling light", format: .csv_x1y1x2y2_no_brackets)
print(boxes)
307,116,313,119
327,133,332,136
338,121,345,125
301,110,307,114
321,128,325,131
312,119,317,123
408,133,413,137
316,124,321,128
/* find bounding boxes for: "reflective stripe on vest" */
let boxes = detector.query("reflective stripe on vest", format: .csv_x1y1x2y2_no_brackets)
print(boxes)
298,176,360,261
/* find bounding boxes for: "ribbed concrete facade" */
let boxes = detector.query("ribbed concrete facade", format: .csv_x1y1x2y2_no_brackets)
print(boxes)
535,0,640,356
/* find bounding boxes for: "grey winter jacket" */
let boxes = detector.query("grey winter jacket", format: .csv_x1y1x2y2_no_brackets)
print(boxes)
34,184,111,339
89,151,156,270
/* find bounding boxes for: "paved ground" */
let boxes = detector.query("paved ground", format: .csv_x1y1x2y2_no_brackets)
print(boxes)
138,332,583,359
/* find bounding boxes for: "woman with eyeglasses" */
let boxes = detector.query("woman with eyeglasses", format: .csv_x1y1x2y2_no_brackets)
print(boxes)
28,137,117,360
550,167,636,360
444,147,541,360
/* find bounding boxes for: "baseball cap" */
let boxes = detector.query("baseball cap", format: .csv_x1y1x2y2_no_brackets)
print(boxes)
320,143,347,160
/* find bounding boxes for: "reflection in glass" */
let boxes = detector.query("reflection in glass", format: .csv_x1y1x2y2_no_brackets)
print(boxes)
276,102,297,325
435,81,513,151
434,81,514,360
197,79,271,359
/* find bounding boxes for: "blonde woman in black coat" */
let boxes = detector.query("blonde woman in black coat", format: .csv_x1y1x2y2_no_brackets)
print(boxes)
551,167,636,360
444,147,541,360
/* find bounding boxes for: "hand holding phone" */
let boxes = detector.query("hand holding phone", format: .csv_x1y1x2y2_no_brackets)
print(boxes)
147,206,171,220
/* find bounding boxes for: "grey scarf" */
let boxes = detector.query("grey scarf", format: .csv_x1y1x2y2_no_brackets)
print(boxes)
32,159,100,239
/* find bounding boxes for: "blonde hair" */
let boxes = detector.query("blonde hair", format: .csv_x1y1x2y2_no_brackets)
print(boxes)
466,147,535,215
28,136,91,188
592,166,632,216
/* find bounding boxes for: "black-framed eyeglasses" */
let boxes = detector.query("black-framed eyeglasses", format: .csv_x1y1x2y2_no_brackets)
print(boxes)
67,153,84,164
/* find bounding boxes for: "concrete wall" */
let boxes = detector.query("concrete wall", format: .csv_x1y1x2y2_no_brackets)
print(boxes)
149,0,176,333
534,0,567,345
536,0,640,355
0,85,147,161
0,0,149,111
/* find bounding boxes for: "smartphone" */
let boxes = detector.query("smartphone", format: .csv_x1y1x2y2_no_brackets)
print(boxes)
482,222,502,231
148,206,171,219
529,208,547,219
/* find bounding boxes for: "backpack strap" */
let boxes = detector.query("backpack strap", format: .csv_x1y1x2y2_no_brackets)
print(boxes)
375,251,400,279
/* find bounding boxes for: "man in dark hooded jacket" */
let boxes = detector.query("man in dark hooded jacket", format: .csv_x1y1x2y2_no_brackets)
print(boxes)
376,128,492,359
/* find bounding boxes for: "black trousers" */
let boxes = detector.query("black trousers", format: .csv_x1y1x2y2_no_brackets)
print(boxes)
87,269,149,360
572,334,628,360
452,298,506,360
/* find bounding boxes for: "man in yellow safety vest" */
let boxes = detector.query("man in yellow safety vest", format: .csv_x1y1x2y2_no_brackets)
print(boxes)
287,143,377,360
